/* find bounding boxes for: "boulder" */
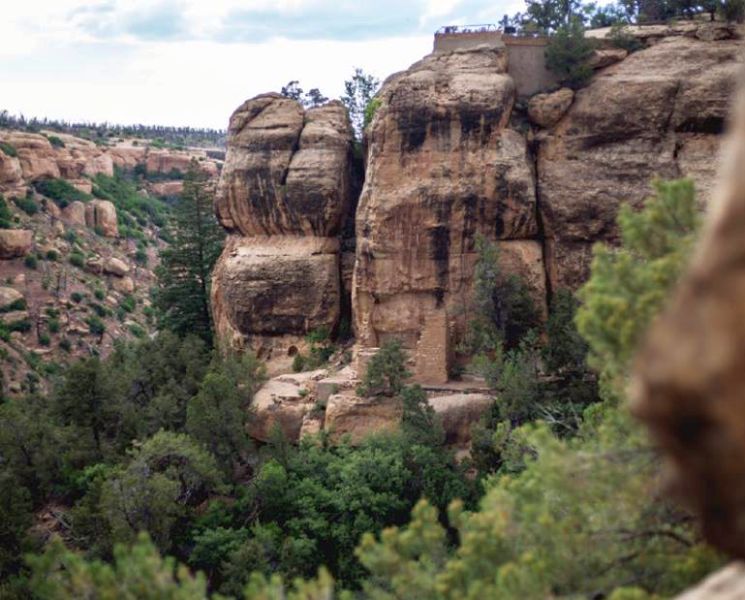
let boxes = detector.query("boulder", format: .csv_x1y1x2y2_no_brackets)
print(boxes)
61,201,87,226
247,377,315,443
528,88,575,128
323,391,402,444
430,393,494,447
0,229,32,258
113,276,135,294
145,149,193,175
587,48,628,70
103,257,130,277
675,563,745,599
0,287,24,311
85,199,118,237
0,150,23,186
696,22,736,42
211,235,340,362
537,36,743,290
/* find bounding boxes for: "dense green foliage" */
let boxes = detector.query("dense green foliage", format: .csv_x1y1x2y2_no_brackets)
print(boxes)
341,68,381,139
154,162,224,345
0,141,18,157
33,178,90,208
1,178,719,599
93,169,169,231
546,18,597,89
356,340,410,397
0,195,14,228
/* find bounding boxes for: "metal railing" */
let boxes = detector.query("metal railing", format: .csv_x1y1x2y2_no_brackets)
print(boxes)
435,24,500,35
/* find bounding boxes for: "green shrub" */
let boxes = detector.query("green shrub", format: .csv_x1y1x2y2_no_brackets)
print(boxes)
93,288,105,301
135,248,148,265
292,353,306,373
59,338,72,352
24,255,38,270
63,230,78,244
608,24,643,53
128,323,146,338
70,291,84,304
46,135,65,148
92,170,169,229
85,315,106,336
0,298,26,313
69,252,85,268
45,249,58,261
0,141,18,157
0,195,13,228
119,295,136,313
48,318,60,333
38,332,51,346
13,195,39,216
357,339,410,397
33,178,90,208
90,302,110,318
546,19,596,90
8,319,31,333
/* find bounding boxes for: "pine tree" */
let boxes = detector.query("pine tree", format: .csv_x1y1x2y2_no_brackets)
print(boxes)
154,160,223,346
341,68,380,139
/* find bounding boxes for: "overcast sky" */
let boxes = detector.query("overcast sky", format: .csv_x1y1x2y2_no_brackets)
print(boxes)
0,0,525,129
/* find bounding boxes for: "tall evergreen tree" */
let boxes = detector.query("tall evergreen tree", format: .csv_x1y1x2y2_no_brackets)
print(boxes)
155,160,224,345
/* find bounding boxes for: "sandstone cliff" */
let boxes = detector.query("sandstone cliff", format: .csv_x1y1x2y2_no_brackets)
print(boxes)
537,33,743,290
211,94,358,369
353,45,545,384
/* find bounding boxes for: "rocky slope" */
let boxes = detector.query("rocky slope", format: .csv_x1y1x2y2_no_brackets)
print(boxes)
0,130,222,396
211,22,744,450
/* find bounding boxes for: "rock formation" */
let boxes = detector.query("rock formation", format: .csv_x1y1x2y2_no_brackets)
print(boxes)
537,35,743,290
0,229,32,258
211,94,357,365
633,78,745,560
353,45,545,383
84,199,118,237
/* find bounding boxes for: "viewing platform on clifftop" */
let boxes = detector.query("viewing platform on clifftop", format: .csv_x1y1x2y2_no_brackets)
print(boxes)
434,24,558,97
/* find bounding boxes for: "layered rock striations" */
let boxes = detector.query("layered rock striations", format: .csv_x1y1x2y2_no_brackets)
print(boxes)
537,35,743,290
211,94,358,366
353,46,545,383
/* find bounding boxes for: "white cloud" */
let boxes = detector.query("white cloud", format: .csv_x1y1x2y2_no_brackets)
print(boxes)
0,0,515,127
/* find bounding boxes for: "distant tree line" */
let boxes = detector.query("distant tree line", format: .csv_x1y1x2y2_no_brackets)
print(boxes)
501,0,744,34
0,110,227,149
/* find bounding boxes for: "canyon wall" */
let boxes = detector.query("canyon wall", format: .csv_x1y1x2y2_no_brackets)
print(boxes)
215,25,743,383
353,46,545,383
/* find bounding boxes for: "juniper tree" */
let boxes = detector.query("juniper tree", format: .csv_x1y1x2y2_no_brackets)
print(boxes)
154,161,223,346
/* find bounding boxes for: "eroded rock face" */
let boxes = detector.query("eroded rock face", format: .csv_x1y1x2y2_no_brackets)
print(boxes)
0,150,23,187
212,95,356,364
0,229,32,259
85,199,118,237
353,46,545,382
528,88,574,128
633,88,745,560
215,95,354,237
538,36,743,290
212,235,341,359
